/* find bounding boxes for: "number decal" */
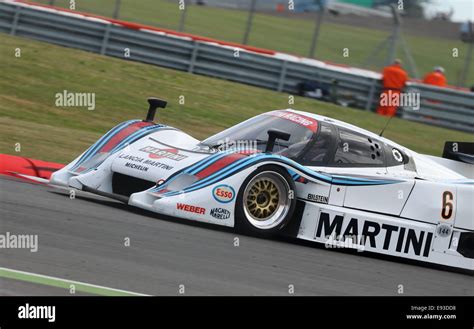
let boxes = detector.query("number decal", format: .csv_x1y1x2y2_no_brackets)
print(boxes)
441,191,453,220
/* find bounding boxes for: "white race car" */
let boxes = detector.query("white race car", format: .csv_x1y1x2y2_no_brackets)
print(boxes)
51,98,474,271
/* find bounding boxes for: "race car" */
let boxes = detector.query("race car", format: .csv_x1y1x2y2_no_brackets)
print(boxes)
50,98,474,271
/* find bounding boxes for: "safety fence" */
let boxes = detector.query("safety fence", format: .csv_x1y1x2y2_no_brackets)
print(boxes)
1,1,473,132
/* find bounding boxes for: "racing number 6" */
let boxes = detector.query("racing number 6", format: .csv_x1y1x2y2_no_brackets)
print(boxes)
441,191,454,220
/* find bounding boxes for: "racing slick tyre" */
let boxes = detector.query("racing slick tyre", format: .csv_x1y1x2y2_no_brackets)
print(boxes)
235,165,296,236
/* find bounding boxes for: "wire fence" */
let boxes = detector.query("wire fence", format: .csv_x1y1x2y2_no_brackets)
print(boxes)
32,0,474,88
2,0,473,133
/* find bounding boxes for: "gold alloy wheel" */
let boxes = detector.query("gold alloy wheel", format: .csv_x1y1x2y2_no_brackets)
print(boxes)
242,171,291,230
245,177,279,220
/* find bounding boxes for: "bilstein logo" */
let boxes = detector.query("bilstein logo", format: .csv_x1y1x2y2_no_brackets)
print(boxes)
307,193,328,204
315,211,433,257
212,185,235,203
140,146,188,161
210,208,230,220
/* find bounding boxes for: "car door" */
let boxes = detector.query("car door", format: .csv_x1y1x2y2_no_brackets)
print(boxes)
301,125,415,215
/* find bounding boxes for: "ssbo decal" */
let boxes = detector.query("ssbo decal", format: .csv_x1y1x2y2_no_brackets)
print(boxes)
213,185,235,203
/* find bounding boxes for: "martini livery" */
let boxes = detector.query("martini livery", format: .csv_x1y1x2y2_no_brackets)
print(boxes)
50,98,474,271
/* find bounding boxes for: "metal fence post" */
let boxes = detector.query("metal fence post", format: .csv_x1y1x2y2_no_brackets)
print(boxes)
243,0,257,45
113,0,121,19
309,0,324,58
459,22,474,87
365,79,377,111
10,5,21,36
100,24,112,55
188,41,200,73
178,0,188,32
277,61,287,92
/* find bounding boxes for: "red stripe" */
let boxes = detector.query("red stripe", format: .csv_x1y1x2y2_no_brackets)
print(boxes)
151,188,170,197
100,121,152,153
195,153,247,179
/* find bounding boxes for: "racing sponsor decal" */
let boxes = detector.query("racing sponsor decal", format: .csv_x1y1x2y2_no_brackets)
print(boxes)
210,208,231,220
441,191,454,220
315,211,433,257
176,203,206,215
212,184,235,203
125,162,149,172
139,146,188,161
307,193,328,204
269,111,318,132
118,153,174,170
436,224,451,238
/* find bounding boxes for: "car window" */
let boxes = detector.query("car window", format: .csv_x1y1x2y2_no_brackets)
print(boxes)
200,112,315,157
299,124,333,165
332,129,385,166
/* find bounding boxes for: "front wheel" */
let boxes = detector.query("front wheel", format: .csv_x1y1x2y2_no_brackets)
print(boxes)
235,165,296,236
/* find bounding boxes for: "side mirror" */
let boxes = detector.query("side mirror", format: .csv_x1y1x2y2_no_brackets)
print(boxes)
145,97,167,122
265,129,291,153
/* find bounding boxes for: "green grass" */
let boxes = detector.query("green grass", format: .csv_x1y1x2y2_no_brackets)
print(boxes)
34,0,474,86
0,33,472,164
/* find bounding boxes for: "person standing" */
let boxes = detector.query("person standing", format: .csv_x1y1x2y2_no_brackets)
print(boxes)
376,59,409,117
423,66,447,87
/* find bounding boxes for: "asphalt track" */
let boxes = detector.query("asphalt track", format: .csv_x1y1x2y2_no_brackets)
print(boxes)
0,176,472,296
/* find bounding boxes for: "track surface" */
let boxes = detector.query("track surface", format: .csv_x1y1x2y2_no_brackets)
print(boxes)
0,176,472,296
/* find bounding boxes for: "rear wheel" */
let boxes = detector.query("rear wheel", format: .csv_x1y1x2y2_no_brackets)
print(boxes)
235,165,296,235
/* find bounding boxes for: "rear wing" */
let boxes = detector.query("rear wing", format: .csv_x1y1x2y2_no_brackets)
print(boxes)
443,142,474,165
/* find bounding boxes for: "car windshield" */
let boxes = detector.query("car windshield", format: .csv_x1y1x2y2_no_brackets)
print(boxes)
200,111,317,158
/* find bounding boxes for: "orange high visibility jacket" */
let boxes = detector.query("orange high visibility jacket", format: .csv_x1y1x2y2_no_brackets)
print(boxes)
381,64,408,90
423,71,447,87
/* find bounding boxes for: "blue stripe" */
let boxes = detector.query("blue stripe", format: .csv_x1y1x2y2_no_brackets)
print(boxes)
79,124,166,174
109,124,164,154
163,154,290,196
74,120,137,167
151,150,248,194
163,157,258,197
188,151,231,174
162,154,402,197
71,120,138,170
148,151,237,192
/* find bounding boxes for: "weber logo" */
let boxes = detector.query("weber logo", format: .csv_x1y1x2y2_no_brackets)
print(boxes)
18,303,55,323
315,211,433,257
210,208,230,220
176,203,206,215
307,193,328,204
